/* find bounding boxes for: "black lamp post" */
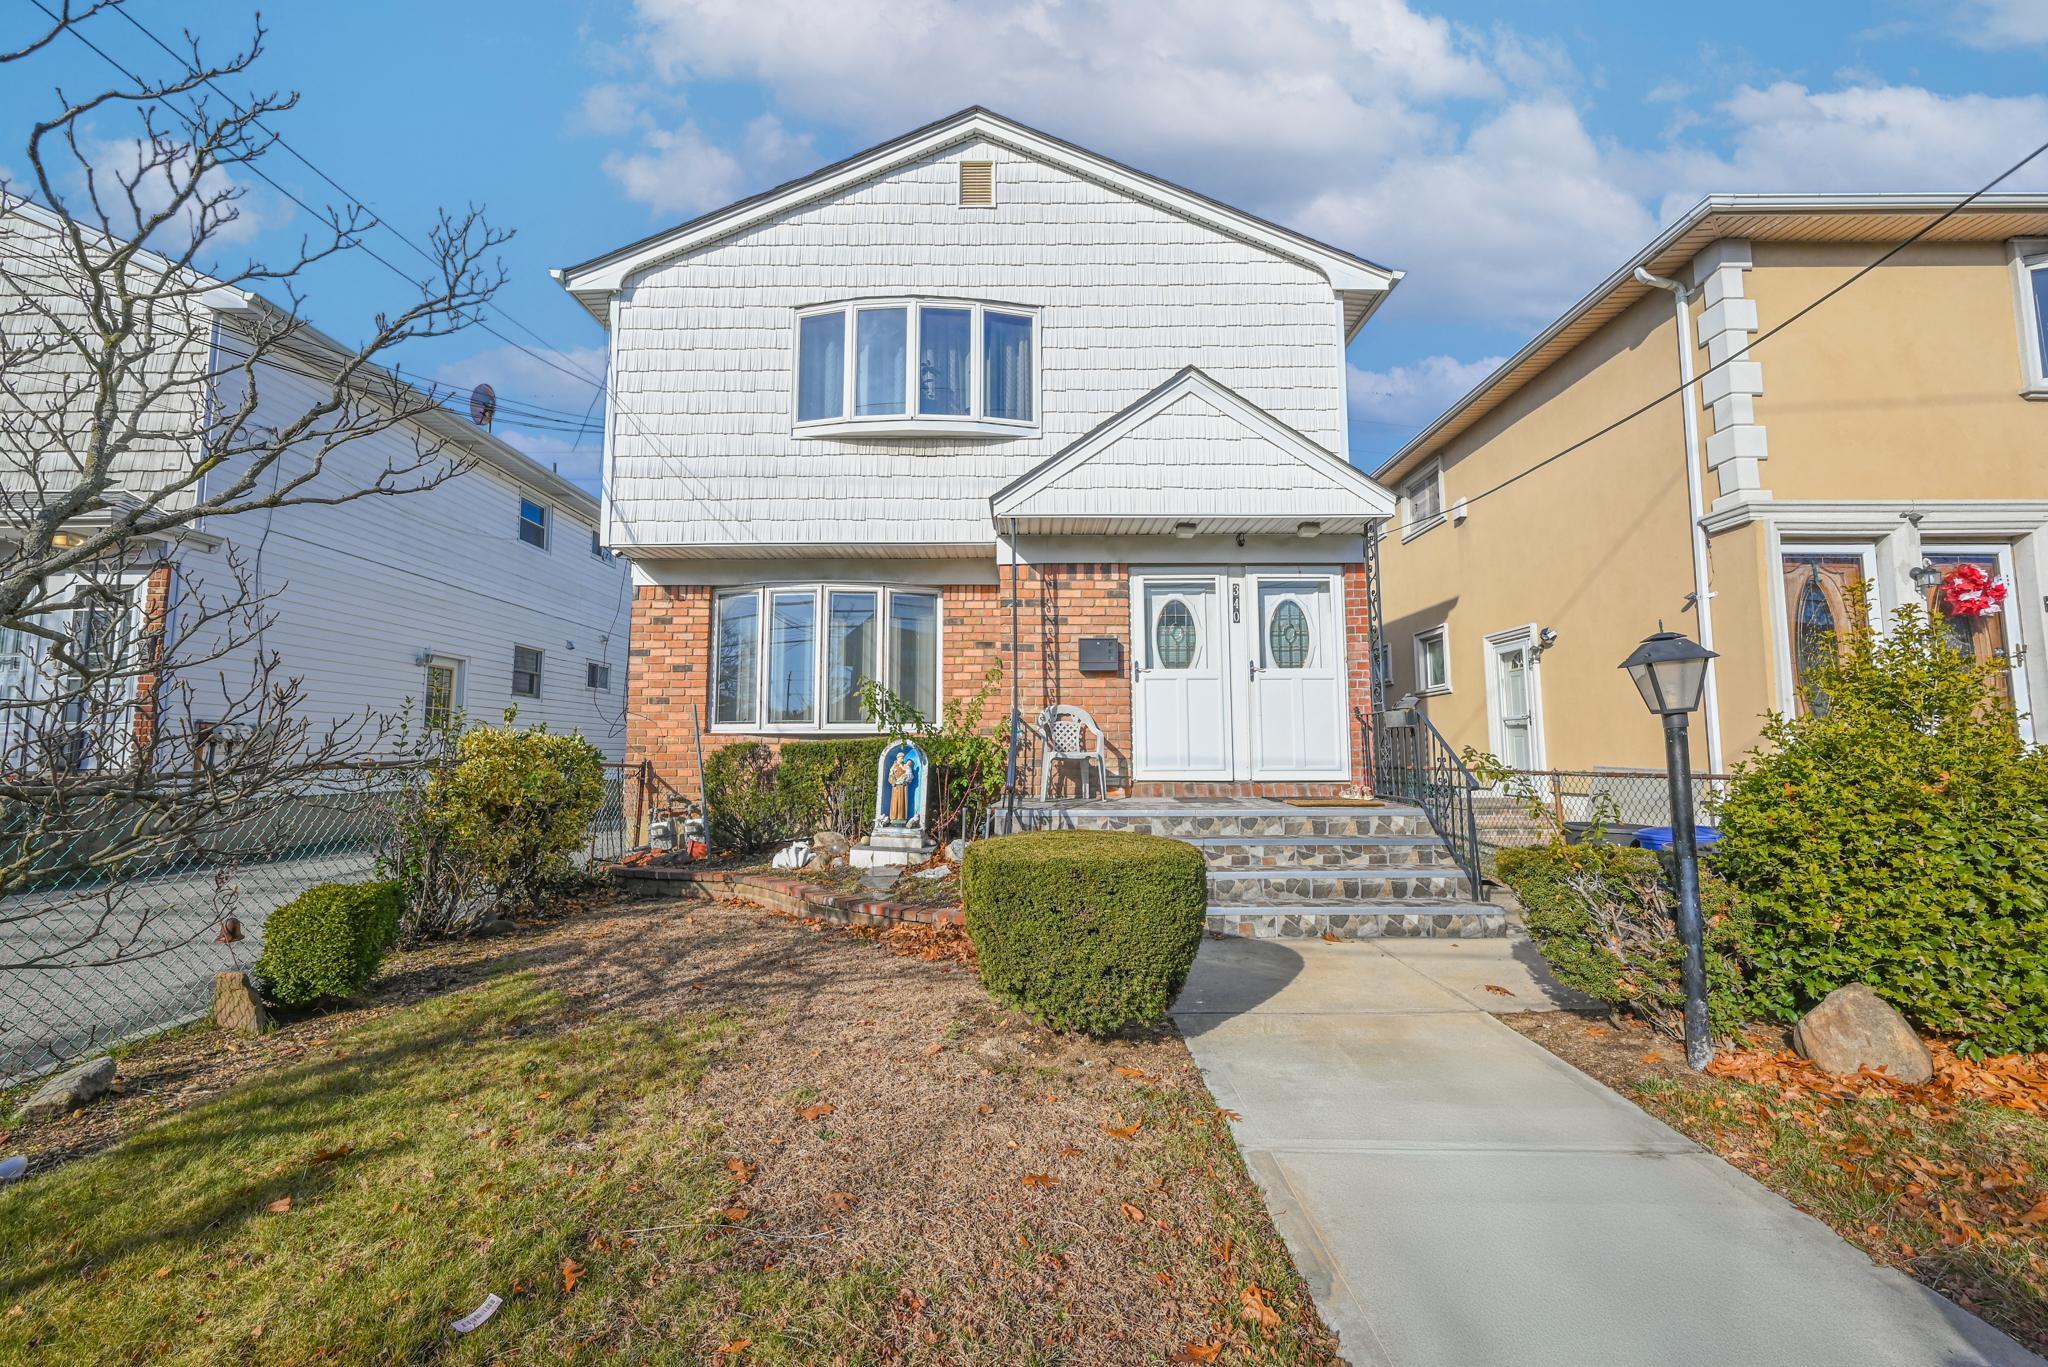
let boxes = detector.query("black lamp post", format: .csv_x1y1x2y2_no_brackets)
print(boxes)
1619,629,1718,1071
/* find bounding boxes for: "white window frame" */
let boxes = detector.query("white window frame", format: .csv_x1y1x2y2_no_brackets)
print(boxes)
517,497,550,550
423,653,466,728
709,583,944,735
790,297,1040,439
511,644,544,699
1399,460,1446,542
2008,238,2048,398
1413,624,1451,695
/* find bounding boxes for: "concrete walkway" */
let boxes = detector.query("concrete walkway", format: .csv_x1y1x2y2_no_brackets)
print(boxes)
1174,935,2041,1367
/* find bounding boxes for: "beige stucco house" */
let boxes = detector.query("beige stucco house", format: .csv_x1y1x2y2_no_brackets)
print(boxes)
1374,193,2048,779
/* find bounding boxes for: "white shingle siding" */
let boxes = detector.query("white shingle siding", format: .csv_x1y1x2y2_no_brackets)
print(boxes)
1002,391,1361,519
605,137,1349,551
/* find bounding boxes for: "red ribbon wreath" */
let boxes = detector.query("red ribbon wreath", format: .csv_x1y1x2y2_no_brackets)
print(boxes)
1939,562,2007,618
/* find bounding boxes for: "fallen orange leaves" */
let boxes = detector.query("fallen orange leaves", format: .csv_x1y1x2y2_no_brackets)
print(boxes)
1113,1066,1150,1081
726,1157,757,1185
1119,1202,1146,1223
1241,1281,1282,1330
798,1103,835,1122
263,1197,292,1214
1020,1173,1056,1189
1103,1118,1143,1141
1169,1341,1223,1364
561,1258,585,1294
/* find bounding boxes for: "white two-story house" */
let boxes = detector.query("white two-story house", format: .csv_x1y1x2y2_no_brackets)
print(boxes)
557,108,1401,799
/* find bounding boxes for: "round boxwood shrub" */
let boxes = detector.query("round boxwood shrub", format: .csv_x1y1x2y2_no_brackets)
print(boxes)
962,830,1208,1036
253,880,405,1007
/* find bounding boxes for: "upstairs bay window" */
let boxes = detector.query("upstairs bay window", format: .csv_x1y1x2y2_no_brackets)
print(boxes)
713,585,941,731
794,299,1036,436
2015,241,2048,395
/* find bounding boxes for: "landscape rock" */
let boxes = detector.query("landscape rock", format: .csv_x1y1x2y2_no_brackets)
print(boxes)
471,913,517,938
812,830,851,860
1792,983,1934,1084
212,970,272,1036
945,838,966,864
21,1055,116,1120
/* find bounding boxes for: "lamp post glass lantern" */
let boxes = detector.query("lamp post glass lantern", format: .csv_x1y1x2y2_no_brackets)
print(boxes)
1619,629,1718,1071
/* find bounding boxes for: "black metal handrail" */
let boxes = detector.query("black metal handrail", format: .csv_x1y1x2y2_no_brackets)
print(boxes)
1367,705,1483,893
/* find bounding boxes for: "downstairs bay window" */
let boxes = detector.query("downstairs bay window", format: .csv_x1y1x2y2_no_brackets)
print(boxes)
713,585,941,731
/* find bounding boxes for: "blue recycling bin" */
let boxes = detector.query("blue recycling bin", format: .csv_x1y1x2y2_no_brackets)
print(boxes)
1632,825,1719,851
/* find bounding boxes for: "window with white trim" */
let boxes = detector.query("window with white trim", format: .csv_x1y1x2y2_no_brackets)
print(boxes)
511,644,543,698
794,299,1036,435
2014,240,2048,392
585,661,610,691
518,498,549,549
1400,461,1445,540
1414,625,1450,694
712,585,941,732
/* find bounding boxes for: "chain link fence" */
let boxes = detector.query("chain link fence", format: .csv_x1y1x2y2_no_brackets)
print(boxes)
3,761,645,1087
1474,768,1731,862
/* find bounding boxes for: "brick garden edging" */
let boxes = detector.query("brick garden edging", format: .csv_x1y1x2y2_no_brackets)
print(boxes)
609,863,964,929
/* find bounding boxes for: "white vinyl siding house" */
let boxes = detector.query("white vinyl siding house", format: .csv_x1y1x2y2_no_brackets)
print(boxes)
561,108,1398,795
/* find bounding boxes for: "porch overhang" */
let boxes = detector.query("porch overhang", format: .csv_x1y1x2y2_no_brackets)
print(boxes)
990,367,1395,537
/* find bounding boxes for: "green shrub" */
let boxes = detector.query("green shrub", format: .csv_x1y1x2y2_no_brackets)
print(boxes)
701,742,793,852
1713,597,2048,1056
1496,840,1751,1036
254,880,404,1006
778,737,889,837
963,830,1207,1036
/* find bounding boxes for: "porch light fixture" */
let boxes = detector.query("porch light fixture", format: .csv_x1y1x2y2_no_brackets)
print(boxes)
1173,521,1198,539
1619,627,1718,1071
1908,561,1943,592
1295,521,1322,539
1620,630,1715,716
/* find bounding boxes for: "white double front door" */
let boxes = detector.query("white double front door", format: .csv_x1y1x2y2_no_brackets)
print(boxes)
1130,567,1348,782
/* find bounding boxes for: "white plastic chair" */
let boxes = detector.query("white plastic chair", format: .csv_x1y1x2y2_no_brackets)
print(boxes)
1036,704,1108,800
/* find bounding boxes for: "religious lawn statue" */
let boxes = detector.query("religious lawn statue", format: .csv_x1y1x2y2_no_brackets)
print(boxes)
853,740,934,867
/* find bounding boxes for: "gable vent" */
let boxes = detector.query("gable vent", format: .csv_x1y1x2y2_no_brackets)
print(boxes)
958,160,995,207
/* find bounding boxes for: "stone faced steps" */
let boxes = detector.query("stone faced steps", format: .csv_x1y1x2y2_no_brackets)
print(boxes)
1205,867,1473,906
1207,905,1510,939
1013,804,1439,841
1188,834,1457,871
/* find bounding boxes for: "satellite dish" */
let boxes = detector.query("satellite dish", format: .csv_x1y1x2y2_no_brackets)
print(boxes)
468,382,496,428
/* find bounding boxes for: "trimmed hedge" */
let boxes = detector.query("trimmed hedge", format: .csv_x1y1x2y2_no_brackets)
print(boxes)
253,880,404,1007
963,830,1207,1036
704,738,891,851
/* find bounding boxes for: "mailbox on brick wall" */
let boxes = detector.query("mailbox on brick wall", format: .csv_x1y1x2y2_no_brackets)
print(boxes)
1077,637,1123,674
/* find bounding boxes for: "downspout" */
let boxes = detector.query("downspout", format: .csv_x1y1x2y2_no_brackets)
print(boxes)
1005,517,1022,832
1633,267,1725,775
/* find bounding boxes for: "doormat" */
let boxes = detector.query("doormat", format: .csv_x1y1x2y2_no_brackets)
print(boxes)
1283,798,1385,808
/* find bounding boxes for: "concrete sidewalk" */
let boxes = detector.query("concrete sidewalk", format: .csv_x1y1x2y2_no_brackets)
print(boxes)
1174,935,2041,1367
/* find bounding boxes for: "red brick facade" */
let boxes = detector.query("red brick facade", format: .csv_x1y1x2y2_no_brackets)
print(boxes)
627,563,1375,800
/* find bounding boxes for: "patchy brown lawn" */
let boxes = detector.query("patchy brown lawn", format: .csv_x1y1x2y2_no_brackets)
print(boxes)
2,890,1337,1365
1505,1011,2048,1354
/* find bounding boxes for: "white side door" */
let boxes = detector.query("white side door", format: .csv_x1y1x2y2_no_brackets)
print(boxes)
1484,628,1543,772
1248,573,1347,780
1131,573,1233,779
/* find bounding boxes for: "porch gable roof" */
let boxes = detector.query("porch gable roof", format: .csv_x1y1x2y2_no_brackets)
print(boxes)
989,367,1395,535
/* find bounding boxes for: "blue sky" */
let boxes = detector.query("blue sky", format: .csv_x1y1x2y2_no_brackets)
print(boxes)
4,0,2046,488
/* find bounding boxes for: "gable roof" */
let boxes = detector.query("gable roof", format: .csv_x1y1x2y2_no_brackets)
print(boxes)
1375,192,2048,486
553,107,1400,335
991,367,1395,534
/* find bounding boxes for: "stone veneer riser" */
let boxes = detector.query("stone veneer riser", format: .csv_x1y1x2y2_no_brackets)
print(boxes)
1014,811,1438,840
1205,869,1474,905
1190,837,1456,870
1205,908,1510,939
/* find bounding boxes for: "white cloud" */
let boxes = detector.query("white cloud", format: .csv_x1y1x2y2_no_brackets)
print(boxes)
601,113,815,218
583,3,2048,344
1643,82,2048,215
73,136,289,250
1349,354,1505,429
1947,0,2048,48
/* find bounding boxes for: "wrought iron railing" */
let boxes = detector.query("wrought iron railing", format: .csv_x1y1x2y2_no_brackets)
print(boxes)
1367,705,1483,893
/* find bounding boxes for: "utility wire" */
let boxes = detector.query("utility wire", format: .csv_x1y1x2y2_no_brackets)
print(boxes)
1374,139,2048,539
